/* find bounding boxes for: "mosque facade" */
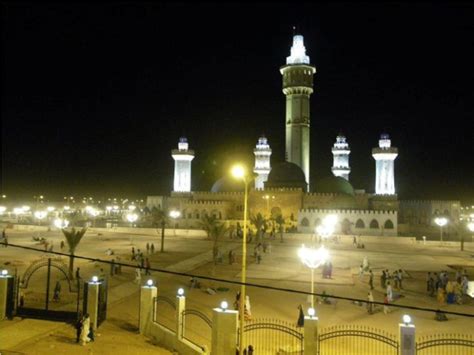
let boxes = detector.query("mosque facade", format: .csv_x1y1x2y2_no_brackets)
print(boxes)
147,34,461,239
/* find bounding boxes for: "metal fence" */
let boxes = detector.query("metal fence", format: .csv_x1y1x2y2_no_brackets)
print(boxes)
242,318,303,354
152,296,176,332
182,308,212,351
318,324,399,355
416,333,474,355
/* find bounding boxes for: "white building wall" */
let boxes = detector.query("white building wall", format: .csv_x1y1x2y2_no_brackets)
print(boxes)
298,209,398,236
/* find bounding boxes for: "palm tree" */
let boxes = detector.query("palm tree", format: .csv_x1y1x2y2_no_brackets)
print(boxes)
274,214,285,243
145,207,168,252
198,215,218,240
61,227,87,279
250,213,266,243
209,222,229,265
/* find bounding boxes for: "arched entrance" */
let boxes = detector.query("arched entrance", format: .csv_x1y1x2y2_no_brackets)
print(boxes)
17,257,81,322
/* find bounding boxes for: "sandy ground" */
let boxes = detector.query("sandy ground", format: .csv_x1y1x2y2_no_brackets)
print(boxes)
1,228,474,354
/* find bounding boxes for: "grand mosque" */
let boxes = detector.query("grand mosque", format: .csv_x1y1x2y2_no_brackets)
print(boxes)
147,34,460,238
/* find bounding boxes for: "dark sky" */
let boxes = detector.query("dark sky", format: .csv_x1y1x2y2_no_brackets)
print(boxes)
1,3,474,204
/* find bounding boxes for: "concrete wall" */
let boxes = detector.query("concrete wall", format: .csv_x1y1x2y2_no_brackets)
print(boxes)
147,322,206,355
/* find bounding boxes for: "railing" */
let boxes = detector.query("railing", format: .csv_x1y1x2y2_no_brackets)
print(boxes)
242,318,303,354
416,333,474,354
182,308,212,351
153,296,176,332
318,324,398,355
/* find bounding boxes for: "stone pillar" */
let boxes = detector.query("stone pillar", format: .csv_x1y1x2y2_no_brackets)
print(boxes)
87,281,100,330
176,294,186,339
304,316,318,354
139,285,157,335
211,308,238,355
0,275,13,320
399,323,415,355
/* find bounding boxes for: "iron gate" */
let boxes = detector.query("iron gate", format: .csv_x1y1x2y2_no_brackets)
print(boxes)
242,319,304,354
318,325,399,355
416,334,474,354
16,257,79,322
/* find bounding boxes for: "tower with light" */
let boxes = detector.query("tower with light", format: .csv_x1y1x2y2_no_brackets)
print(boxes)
331,134,351,181
372,133,398,195
253,136,272,189
280,34,316,190
171,137,194,192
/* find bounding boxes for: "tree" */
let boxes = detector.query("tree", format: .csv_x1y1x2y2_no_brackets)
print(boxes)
274,214,285,243
198,215,218,240
250,213,266,243
209,222,229,265
61,227,87,279
145,207,168,252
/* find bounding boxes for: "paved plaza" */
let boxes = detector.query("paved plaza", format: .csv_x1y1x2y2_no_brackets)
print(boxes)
1,228,474,353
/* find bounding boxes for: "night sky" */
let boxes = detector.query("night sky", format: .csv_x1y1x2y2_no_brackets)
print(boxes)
1,3,474,203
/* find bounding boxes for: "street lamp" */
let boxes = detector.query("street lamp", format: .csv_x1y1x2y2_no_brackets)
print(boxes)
467,222,474,243
126,213,138,227
169,210,181,236
34,211,47,225
315,214,338,242
231,164,249,354
434,217,448,243
298,244,330,308
54,218,69,229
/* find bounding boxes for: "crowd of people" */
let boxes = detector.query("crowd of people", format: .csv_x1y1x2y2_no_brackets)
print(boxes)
427,269,470,305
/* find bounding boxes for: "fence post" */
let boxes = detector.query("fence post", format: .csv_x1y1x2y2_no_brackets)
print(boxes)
87,280,100,330
399,322,415,355
139,284,157,335
304,315,318,354
176,293,185,339
0,273,14,320
211,307,238,354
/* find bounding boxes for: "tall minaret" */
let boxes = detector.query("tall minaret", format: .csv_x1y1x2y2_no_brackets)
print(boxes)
372,133,398,195
331,134,351,181
280,33,316,190
253,135,272,189
171,137,194,192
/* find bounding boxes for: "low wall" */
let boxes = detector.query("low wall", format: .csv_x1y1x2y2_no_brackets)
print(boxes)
284,233,417,245
147,322,206,355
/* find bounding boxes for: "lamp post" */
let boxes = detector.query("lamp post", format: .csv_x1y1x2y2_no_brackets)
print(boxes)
434,217,448,243
298,244,329,308
126,213,138,228
34,211,47,225
169,210,181,236
467,222,474,246
231,164,249,354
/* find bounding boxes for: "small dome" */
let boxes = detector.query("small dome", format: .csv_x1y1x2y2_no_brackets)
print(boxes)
211,177,245,193
265,162,307,190
315,176,355,196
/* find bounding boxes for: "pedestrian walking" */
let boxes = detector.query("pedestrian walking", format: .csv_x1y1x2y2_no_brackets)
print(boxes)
398,269,403,289
381,270,386,288
60,240,65,251
76,267,81,280
367,291,374,314
369,269,374,290
228,250,234,265
135,268,142,284
116,256,122,274
383,293,390,314
110,259,115,276
146,242,150,254
80,313,91,345
145,258,151,275
358,265,364,280
53,280,61,302
151,243,155,253
75,313,83,343
244,295,252,320
296,304,305,327
386,281,393,302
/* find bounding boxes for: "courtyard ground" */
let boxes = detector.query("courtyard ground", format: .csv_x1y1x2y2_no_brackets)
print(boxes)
1,228,473,353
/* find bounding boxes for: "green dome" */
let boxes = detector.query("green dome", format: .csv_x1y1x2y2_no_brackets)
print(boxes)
315,176,355,196
265,162,307,190
211,177,245,193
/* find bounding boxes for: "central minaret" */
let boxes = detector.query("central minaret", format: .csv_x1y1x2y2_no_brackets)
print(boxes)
172,137,194,192
280,34,316,190
372,133,398,195
253,135,272,189
331,134,351,181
